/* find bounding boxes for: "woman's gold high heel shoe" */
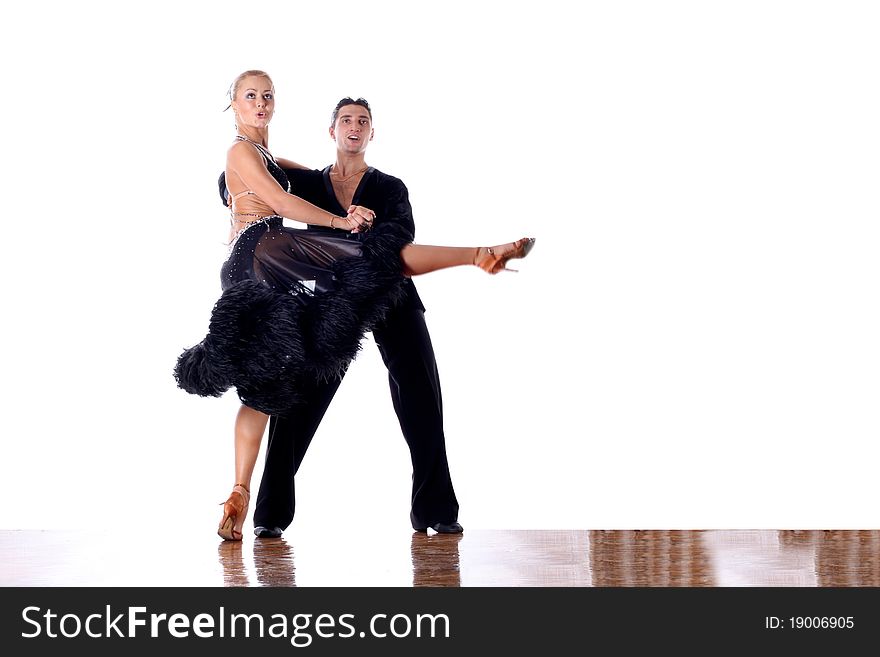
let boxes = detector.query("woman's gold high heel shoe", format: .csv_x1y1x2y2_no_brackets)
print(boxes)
218,484,250,541
475,237,536,274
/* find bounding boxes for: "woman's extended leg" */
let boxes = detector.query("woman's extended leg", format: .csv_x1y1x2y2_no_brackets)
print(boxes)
218,405,269,541
400,237,535,276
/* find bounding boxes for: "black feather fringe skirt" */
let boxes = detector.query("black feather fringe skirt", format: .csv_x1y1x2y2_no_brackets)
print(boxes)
174,217,408,415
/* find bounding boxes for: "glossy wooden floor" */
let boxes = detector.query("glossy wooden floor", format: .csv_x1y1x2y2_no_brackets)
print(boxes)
2,529,878,587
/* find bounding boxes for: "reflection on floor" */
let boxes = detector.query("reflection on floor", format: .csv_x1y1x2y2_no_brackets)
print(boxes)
2,530,877,587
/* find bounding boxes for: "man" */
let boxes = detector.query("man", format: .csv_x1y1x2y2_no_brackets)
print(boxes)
222,98,462,536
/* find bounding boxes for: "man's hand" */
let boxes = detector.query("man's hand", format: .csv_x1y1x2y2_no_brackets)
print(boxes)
346,205,376,233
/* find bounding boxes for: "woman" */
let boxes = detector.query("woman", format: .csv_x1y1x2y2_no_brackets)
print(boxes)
174,71,534,541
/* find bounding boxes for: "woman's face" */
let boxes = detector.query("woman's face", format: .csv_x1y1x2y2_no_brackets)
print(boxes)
232,75,275,129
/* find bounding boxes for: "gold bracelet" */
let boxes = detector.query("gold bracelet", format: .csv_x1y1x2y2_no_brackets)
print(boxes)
330,216,336,229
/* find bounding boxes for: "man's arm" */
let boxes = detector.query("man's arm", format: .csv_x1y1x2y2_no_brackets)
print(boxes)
379,177,416,241
275,157,310,171
218,171,230,207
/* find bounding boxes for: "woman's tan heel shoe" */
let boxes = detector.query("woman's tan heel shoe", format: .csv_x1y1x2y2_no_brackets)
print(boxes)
218,484,250,541
475,237,536,274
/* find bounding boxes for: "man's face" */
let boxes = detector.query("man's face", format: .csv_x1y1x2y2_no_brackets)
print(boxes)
330,105,373,155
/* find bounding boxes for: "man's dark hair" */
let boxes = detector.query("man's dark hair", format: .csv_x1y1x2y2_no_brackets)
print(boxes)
331,97,372,127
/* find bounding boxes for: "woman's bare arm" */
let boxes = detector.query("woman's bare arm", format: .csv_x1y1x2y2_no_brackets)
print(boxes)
228,142,355,228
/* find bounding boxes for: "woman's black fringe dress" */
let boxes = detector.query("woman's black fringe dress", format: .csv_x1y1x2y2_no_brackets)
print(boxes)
173,155,408,416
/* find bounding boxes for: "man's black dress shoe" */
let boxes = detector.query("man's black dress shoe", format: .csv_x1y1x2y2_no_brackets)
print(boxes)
254,526,283,538
415,521,463,534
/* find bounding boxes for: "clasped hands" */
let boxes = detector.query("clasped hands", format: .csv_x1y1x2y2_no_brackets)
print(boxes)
339,205,376,233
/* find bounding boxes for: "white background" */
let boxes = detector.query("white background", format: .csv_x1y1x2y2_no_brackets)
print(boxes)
1,1,877,531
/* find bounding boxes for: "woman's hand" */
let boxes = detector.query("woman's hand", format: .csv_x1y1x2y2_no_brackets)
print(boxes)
334,215,367,232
